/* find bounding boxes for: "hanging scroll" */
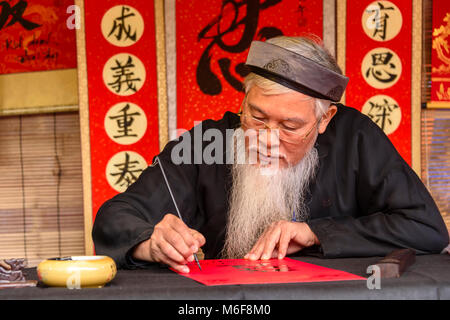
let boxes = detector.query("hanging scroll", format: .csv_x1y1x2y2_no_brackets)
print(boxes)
344,0,413,165
0,0,78,116
79,0,161,225
0,0,76,74
175,0,324,132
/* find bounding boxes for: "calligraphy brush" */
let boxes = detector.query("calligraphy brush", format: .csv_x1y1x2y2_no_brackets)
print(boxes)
155,156,202,271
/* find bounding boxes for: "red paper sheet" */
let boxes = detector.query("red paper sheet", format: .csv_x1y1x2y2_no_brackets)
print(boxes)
172,258,365,286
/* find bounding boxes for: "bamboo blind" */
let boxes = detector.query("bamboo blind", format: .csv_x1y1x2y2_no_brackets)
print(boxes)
0,112,85,267
421,109,450,230
421,0,450,231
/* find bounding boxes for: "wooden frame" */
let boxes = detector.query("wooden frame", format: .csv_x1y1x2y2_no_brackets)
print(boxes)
411,0,423,175
427,101,450,109
155,0,170,151
74,0,93,255
336,0,346,104
323,0,336,58
0,69,78,116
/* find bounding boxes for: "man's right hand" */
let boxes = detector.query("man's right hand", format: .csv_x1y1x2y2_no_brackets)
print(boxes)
132,214,205,273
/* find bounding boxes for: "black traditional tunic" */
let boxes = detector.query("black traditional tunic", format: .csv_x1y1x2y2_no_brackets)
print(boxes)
92,104,449,268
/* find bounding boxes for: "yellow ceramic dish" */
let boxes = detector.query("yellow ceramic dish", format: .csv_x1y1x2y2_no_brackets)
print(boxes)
37,256,117,288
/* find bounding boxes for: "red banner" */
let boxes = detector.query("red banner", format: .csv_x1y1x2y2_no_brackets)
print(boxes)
84,1,159,220
345,0,412,165
176,0,323,131
431,0,450,103
0,0,77,74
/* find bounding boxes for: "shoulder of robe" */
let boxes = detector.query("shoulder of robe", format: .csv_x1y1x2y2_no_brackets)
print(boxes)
317,104,370,146
331,104,406,174
333,104,373,130
317,104,401,164
200,111,241,131
330,104,395,144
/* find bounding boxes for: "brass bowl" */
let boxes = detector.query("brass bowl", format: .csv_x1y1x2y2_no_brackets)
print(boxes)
37,256,117,288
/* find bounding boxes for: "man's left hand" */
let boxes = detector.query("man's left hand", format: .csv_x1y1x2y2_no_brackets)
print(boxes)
244,221,320,260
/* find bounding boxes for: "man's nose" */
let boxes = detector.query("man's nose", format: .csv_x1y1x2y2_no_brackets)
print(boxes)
258,128,281,154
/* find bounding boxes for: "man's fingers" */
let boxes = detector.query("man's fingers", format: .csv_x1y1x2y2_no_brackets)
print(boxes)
260,227,281,260
163,228,195,260
245,226,274,260
150,238,192,273
159,214,199,259
147,214,205,268
164,214,206,252
246,234,267,260
158,254,190,274
157,239,188,264
172,264,190,273
271,249,279,259
170,216,198,247
190,229,206,248
244,222,300,260
277,228,291,259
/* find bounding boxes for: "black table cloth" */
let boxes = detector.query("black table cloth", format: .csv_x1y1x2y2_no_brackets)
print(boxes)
1,254,449,300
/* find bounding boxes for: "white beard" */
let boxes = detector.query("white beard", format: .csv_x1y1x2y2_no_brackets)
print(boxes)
221,145,319,259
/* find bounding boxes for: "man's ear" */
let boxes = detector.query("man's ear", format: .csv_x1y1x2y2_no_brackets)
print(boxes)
317,104,337,134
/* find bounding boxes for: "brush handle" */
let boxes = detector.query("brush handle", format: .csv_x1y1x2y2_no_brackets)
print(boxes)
156,156,202,271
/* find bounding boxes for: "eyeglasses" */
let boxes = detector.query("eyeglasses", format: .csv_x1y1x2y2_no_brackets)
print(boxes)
238,107,320,144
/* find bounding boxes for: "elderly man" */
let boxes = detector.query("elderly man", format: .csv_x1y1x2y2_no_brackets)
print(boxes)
93,36,449,273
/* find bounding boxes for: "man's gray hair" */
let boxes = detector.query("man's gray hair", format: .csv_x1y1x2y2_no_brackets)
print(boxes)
243,35,342,118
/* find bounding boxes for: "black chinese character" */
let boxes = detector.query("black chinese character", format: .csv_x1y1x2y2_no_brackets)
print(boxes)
110,152,143,188
297,0,307,27
366,98,399,132
366,2,395,41
108,104,141,139
365,51,398,83
107,6,137,42
196,0,283,95
107,55,142,94
0,0,41,31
